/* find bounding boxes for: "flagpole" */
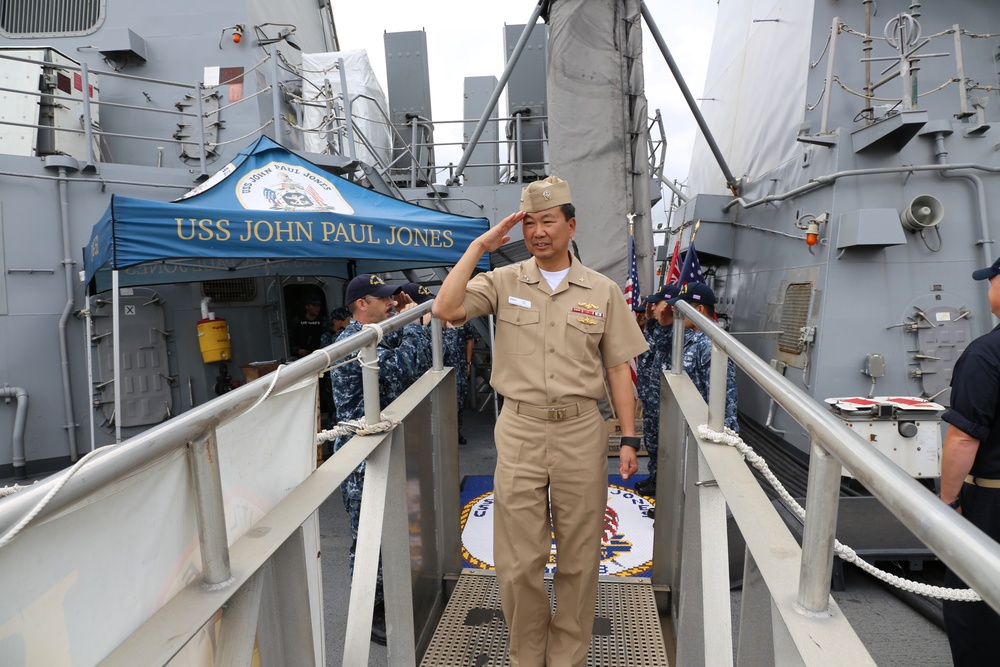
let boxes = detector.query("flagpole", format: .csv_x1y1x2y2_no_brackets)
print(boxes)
690,218,702,244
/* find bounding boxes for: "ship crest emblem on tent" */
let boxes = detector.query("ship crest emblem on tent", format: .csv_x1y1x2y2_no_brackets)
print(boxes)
236,161,355,214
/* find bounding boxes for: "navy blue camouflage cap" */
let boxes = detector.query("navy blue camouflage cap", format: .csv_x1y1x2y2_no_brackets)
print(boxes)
668,282,716,307
345,274,398,303
972,257,1000,281
401,282,435,304
645,284,681,304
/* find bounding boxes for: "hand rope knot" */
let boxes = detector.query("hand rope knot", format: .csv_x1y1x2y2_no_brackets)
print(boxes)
354,322,386,370
697,424,982,602
316,413,399,444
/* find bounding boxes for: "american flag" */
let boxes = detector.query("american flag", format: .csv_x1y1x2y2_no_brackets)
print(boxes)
665,238,681,285
624,234,640,396
678,241,706,285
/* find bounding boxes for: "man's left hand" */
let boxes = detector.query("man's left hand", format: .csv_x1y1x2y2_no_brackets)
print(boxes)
619,446,638,480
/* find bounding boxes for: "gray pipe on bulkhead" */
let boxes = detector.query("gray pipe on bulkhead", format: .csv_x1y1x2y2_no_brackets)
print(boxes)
44,156,81,462
930,130,995,331
2,386,29,479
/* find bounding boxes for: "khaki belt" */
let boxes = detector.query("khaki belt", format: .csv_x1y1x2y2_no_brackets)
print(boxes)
965,475,1000,489
510,399,597,421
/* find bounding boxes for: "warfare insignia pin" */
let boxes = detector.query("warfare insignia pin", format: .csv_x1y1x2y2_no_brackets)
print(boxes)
578,317,597,325
578,302,598,310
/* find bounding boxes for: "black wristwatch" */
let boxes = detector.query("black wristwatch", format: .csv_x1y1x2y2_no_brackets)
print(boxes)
620,436,641,450
948,498,961,510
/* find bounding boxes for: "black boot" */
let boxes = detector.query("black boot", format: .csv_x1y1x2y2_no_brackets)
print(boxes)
634,476,656,496
371,602,387,645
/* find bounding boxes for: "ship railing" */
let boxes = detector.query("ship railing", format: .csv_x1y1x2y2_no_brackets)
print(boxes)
0,301,460,667
295,73,551,193
658,300,1000,665
0,50,277,176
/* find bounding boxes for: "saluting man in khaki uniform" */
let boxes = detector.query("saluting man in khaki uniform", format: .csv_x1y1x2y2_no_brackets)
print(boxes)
434,176,648,667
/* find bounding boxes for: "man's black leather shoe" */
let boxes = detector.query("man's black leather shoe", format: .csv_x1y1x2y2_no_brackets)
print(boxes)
634,477,656,496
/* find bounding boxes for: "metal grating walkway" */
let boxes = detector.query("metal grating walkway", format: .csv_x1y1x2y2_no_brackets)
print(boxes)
420,570,669,666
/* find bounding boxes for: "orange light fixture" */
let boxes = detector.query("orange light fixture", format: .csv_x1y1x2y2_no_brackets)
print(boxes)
805,220,819,246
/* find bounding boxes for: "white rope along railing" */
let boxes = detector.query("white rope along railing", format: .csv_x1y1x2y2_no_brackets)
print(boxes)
698,424,982,602
0,445,114,549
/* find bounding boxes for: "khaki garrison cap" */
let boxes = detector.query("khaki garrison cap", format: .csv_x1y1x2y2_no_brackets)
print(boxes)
519,175,572,213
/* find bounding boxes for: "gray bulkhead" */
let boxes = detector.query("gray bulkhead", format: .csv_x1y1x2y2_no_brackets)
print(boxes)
0,0,337,473
676,0,1000,456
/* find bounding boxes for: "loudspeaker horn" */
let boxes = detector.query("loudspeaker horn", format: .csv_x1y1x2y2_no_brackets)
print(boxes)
900,194,944,232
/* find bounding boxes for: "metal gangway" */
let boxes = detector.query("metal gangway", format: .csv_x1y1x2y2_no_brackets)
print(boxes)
658,301,1000,665
3,299,1000,665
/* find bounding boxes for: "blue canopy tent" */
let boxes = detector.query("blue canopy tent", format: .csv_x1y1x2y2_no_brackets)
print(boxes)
82,135,490,441
84,135,489,292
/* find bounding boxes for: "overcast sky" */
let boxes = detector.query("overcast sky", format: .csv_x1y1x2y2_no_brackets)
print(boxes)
330,1,719,225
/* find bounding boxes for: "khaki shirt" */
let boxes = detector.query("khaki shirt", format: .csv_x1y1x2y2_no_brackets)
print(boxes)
461,256,648,405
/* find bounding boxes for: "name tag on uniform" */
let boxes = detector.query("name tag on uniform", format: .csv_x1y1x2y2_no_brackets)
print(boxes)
508,296,532,308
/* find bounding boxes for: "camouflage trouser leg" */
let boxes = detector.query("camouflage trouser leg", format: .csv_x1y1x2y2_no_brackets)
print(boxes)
456,367,469,432
643,407,659,481
336,441,384,605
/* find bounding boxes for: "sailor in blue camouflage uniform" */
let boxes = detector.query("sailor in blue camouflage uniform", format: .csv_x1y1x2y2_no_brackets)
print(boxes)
403,274,476,444
668,282,739,432
330,273,431,644
442,321,476,443
635,284,680,496
320,306,352,348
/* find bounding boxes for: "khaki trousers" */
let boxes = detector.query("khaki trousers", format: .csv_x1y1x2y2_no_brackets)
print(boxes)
493,401,608,667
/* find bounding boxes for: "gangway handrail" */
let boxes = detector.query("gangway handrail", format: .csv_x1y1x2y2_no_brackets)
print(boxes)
670,299,1000,611
1,300,451,665
0,302,433,535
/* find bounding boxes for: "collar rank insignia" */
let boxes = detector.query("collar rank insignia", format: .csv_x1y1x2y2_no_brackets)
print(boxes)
577,317,597,325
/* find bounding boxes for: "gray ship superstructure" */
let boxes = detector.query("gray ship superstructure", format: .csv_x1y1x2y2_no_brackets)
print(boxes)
0,1,657,480
673,0,1000,474
0,0,344,475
